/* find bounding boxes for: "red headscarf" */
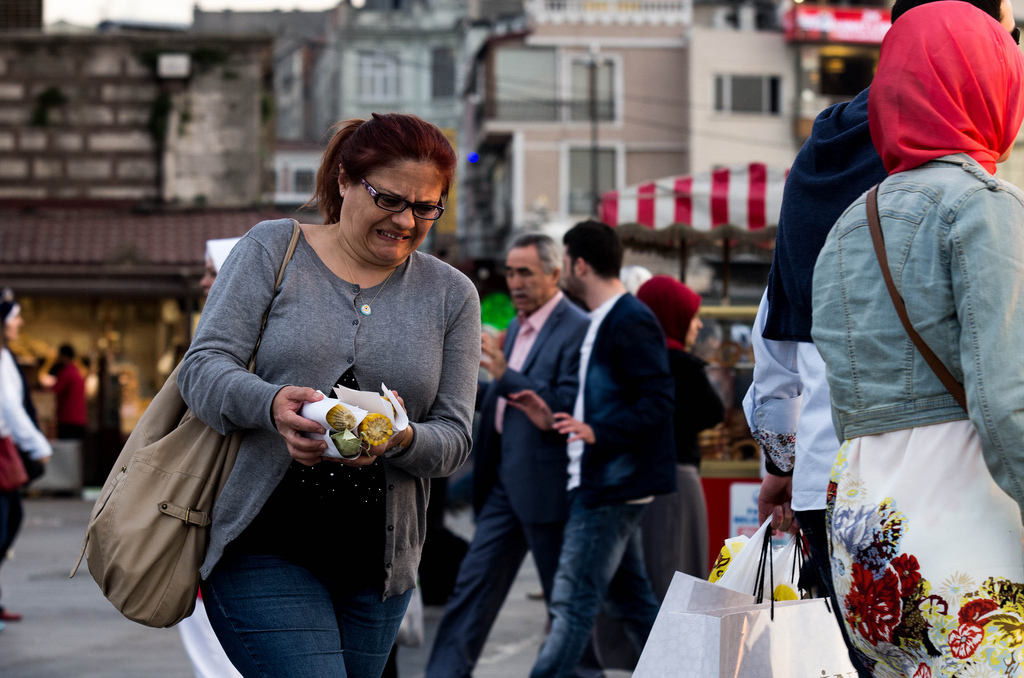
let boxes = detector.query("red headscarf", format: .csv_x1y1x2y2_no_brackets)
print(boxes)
636,275,701,352
868,1,1024,175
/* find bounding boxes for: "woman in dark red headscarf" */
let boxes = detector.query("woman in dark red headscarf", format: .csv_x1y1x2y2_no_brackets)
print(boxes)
636,275,724,595
811,2,1024,675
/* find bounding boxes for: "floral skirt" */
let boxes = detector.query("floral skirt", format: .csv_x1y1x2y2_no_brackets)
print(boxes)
828,420,1024,678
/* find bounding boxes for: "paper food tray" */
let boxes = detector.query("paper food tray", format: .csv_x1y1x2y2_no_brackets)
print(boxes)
301,383,409,459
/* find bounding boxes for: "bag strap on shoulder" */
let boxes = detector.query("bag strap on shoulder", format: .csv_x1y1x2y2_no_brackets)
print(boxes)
247,220,301,371
866,186,967,411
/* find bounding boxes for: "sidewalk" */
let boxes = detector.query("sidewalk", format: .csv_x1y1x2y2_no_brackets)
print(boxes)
0,498,630,678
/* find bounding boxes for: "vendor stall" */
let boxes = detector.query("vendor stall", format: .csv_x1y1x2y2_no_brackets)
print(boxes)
601,162,787,299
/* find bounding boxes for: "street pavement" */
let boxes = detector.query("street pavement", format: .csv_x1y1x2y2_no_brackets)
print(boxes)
0,498,633,678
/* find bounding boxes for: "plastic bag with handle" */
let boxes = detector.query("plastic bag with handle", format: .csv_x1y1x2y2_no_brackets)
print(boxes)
710,518,801,602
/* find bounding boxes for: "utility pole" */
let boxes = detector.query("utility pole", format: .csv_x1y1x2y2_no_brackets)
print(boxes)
589,46,600,218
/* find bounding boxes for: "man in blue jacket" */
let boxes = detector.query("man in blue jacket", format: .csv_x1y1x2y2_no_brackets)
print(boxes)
509,221,677,678
426,233,600,678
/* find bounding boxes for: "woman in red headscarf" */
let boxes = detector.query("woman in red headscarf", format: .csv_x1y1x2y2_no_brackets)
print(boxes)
636,275,724,596
811,2,1024,675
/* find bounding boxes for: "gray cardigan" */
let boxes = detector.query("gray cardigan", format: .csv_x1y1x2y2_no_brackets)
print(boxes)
178,219,480,598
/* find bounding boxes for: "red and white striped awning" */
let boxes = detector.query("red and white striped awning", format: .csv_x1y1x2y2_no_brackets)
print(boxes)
600,163,788,247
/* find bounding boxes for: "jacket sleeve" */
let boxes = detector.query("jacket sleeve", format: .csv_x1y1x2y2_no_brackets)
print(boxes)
495,318,587,414
950,185,1024,519
743,290,801,475
52,366,72,398
0,349,51,460
588,306,675,452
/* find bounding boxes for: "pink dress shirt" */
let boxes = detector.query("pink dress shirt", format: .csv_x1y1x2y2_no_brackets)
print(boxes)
495,291,564,433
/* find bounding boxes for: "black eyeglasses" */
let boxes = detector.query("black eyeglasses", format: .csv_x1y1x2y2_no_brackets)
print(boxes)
1014,25,1021,45
360,178,444,221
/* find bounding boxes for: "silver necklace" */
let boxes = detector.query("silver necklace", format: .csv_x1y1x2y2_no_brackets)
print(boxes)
343,255,396,316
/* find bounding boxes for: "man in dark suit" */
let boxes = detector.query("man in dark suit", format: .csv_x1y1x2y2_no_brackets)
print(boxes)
426,233,596,678
509,221,677,678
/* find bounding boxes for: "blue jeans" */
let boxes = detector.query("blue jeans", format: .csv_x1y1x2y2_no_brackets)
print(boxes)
530,493,659,678
0,490,22,611
426,480,603,678
201,553,412,678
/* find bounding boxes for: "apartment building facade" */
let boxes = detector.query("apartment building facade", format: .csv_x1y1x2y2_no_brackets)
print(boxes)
464,0,693,258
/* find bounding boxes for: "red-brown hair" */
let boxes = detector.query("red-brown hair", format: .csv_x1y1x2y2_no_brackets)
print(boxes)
310,112,457,224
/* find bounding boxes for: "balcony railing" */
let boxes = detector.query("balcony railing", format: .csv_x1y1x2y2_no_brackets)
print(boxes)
528,0,691,25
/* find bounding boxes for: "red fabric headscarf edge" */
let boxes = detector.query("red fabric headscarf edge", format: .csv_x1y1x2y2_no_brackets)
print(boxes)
868,1,1024,175
636,275,701,352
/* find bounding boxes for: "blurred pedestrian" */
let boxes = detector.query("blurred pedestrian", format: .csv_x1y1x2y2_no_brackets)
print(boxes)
177,112,479,678
40,344,87,440
177,239,244,678
811,3,1024,674
509,220,676,678
636,275,722,592
745,2,1010,676
618,265,652,296
0,289,51,626
199,237,241,298
426,233,600,678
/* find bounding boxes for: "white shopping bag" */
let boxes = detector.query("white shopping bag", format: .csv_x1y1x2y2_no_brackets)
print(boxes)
634,572,857,678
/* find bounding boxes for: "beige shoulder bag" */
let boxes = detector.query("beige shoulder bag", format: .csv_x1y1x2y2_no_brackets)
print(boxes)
71,220,301,627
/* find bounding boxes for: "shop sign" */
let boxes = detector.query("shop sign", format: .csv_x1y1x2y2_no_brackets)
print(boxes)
729,481,762,539
783,6,891,45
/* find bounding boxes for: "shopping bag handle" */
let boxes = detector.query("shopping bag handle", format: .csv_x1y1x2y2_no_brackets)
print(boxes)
753,524,775,619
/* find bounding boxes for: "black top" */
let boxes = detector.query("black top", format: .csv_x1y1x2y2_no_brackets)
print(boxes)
229,367,386,593
669,350,724,467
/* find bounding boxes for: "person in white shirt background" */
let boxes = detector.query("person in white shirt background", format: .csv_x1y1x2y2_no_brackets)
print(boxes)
0,289,52,631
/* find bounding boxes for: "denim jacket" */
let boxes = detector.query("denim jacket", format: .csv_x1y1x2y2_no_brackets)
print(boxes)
812,154,1024,516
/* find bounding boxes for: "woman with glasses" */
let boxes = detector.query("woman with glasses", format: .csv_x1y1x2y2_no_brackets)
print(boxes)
811,3,1024,676
178,112,480,678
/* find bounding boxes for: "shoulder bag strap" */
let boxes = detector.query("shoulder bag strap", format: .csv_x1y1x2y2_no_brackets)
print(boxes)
246,219,301,371
865,186,967,411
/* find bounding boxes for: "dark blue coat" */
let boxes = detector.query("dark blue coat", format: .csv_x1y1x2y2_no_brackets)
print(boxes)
578,294,677,507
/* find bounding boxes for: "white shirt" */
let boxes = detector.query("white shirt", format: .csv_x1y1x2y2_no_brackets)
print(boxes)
566,293,623,491
742,289,836,511
1,348,52,460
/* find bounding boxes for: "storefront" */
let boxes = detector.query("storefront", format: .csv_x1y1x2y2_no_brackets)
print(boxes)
782,4,890,138
0,208,285,485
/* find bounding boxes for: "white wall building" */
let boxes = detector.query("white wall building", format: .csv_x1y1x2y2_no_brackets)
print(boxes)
688,24,797,174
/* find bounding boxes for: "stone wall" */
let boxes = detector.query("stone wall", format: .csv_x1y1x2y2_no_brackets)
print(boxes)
0,33,273,207
0,0,42,30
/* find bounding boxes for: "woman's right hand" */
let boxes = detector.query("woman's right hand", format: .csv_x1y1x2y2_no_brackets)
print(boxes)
271,386,327,466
